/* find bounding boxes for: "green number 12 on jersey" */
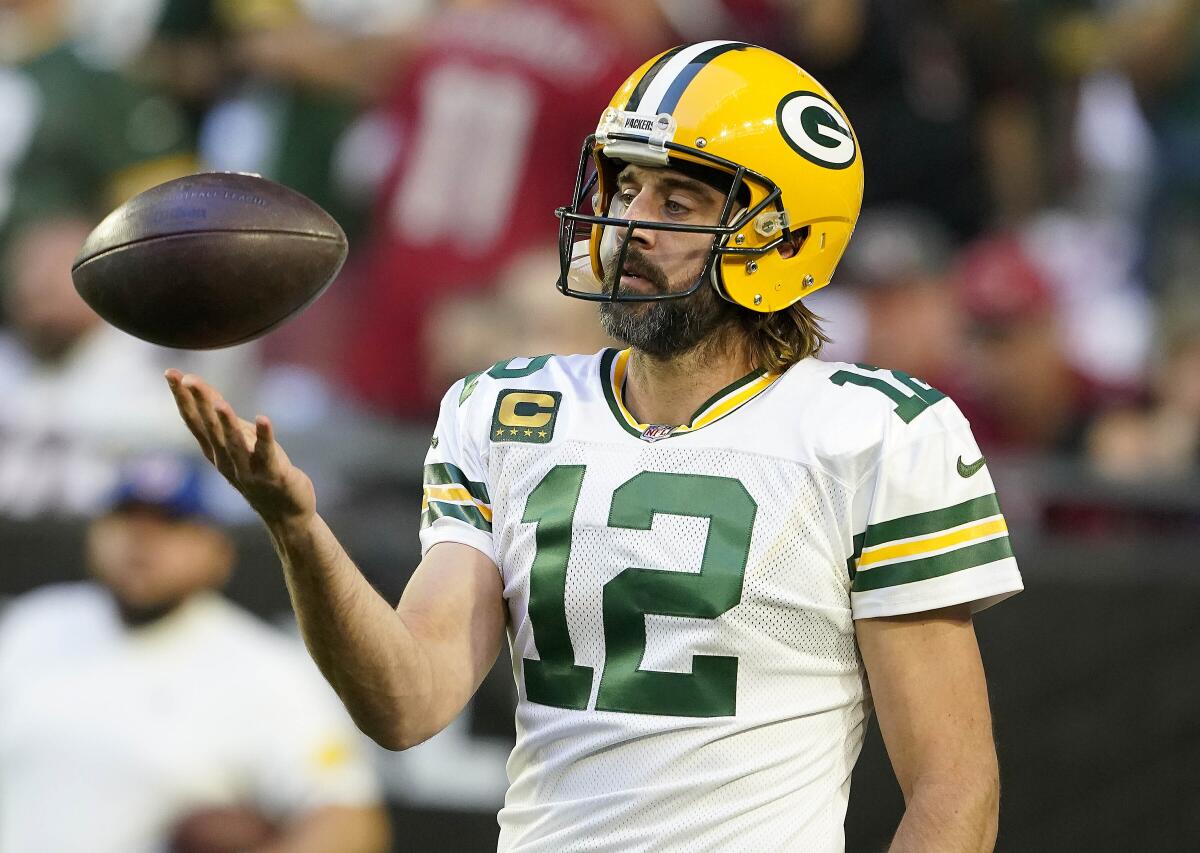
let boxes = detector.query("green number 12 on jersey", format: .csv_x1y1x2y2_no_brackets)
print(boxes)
520,467,757,717
829,365,945,423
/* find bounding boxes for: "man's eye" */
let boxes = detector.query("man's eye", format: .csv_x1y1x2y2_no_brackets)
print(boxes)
665,199,690,215
616,190,637,207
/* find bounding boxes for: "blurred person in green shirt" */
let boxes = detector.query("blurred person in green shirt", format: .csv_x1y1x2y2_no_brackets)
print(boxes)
0,0,196,276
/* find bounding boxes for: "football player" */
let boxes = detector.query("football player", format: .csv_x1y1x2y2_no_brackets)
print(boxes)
168,42,1022,852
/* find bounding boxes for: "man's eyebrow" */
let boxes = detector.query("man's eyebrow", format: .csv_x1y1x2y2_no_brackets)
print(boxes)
657,175,718,197
615,168,716,198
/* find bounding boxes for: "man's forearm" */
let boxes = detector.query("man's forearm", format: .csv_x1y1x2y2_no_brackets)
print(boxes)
164,370,457,749
265,512,432,749
889,777,999,853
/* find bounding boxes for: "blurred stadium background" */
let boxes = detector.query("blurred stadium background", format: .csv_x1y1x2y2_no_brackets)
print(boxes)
1,0,1198,849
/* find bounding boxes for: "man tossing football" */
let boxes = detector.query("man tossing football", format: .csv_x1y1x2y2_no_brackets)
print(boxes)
168,42,1022,852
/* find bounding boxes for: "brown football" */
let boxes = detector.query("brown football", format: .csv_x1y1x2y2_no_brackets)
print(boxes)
71,172,347,349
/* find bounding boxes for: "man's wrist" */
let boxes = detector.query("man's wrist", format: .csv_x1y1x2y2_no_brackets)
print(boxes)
263,509,320,553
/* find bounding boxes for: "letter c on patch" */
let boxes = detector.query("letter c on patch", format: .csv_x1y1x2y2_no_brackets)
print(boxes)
498,392,556,428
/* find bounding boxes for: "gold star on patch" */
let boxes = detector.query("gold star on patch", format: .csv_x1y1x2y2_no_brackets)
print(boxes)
538,430,548,438
495,428,504,436
509,428,518,435
524,429,533,436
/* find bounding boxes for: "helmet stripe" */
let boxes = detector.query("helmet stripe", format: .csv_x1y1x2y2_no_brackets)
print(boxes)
635,40,747,117
624,45,685,112
656,41,749,115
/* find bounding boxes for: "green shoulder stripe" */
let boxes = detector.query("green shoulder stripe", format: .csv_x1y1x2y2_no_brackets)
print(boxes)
853,536,1013,592
423,462,490,505
421,501,491,532
864,494,1001,549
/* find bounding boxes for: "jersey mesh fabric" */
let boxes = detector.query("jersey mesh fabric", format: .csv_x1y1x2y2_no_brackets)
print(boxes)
492,438,862,852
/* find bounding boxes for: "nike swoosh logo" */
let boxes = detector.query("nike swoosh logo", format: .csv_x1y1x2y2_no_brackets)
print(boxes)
957,455,987,478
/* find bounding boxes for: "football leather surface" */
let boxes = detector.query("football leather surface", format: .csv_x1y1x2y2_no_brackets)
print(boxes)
72,172,347,349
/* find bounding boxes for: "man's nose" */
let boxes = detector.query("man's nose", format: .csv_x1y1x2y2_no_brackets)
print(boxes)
621,191,658,249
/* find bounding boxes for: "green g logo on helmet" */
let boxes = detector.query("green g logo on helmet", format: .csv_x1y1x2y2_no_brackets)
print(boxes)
776,92,857,170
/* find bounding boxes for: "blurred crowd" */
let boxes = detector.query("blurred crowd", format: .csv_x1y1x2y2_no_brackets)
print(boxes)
1,0,1199,521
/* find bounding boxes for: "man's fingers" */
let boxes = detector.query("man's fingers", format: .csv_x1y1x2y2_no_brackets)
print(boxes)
166,371,216,462
216,403,252,467
186,378,233,469
252,416,275,468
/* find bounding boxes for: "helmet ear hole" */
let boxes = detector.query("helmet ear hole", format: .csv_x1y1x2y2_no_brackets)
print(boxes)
779,226,810,259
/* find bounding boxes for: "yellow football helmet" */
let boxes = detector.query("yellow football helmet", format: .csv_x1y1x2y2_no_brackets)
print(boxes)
556,41,864,313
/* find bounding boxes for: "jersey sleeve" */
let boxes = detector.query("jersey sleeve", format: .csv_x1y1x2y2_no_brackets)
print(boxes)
848,403,1023,619
418,375,495,562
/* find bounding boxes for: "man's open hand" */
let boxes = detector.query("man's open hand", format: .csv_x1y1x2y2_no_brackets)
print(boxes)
166,369,316,526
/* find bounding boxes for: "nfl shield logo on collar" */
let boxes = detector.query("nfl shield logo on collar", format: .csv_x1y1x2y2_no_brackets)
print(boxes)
640,424,675,442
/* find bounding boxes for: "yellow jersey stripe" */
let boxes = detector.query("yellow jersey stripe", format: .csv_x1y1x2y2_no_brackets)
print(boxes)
685,373,781,430
424,484,475,503
421,488,494,522
612,349,641,428
858,518,1008,569
610,348,780,432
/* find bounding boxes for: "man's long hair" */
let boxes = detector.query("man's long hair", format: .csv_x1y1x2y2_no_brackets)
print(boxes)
736,299,830,374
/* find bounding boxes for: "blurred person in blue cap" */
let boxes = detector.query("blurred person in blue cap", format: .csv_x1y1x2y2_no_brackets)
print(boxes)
0,455,390,853
90,454,233,626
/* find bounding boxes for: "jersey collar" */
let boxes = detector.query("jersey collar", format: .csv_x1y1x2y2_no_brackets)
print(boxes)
599,348,782,442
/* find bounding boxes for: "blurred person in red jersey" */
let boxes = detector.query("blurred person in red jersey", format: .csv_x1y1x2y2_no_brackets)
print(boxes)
423,244,615,392
953,233,1115,454
339,0,673,418
0,455,390,853
837,206,968,396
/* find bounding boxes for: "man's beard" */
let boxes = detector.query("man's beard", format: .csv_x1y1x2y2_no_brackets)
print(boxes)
597,248,739,359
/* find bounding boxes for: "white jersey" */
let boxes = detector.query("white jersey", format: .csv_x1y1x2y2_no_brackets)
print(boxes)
0,586,381,853
420,349,1023,852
